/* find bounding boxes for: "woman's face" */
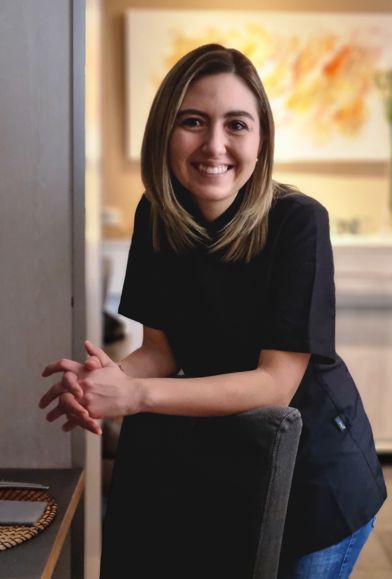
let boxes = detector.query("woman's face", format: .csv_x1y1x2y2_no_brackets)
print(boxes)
169,73,261,222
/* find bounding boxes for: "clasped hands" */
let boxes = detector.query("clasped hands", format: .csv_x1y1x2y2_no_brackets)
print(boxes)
39,340,139,435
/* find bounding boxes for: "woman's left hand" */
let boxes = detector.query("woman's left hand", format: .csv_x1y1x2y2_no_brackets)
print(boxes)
39,341,118,408
48,392,103,435
76,364,143,419
40,342,143,420
39,341,142,424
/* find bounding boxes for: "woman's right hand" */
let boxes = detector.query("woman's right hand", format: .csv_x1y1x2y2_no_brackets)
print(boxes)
39,341,108,435
51,391,102,435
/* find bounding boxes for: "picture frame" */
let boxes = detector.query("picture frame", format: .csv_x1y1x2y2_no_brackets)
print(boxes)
125,9,392,162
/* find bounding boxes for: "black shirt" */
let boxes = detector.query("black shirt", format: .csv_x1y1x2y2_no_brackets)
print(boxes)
118,189,386,557
120,191,335,373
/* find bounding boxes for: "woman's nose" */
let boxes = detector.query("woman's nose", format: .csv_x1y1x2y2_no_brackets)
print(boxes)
201,125,227,156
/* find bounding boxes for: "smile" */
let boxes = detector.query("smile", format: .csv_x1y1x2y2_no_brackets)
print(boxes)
194,163,232,175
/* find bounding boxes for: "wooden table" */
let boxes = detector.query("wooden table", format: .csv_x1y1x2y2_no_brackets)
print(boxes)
0,469,84,579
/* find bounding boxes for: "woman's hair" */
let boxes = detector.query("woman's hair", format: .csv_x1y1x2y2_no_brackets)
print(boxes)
141,43,281,262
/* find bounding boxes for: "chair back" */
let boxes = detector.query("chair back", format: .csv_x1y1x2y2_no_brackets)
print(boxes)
101,406,302,579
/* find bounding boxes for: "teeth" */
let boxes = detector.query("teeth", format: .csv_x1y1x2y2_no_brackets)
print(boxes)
198,164,229,175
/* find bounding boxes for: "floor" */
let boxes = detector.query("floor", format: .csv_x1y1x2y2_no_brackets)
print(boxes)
104,324,392,578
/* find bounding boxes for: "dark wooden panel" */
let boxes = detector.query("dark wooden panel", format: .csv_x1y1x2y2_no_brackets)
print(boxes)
0,469,84,579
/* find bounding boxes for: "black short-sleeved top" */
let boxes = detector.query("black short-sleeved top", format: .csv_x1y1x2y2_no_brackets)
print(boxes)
118,189,386,557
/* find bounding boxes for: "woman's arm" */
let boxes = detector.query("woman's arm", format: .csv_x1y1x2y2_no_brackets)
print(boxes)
39,327,179,428
138,349,310,417
40,328,309,422
118,326,179,378
61,348,309,420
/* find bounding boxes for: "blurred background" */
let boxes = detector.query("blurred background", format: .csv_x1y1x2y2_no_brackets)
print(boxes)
89,2,392,578
0,1,390,578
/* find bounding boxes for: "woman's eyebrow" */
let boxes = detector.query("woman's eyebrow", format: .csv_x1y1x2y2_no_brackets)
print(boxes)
224,110,256,122
176,108,208,118
176,108,256,121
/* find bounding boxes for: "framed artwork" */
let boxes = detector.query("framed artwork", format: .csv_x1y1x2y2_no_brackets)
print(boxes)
125,9,392,162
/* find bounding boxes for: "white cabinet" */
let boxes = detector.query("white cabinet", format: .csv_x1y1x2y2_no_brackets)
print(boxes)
333,242,392,452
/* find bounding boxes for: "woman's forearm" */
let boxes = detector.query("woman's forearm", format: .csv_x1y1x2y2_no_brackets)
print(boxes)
118,344,179,379
118,325,179,379
137,370,283,416
129,351,309,417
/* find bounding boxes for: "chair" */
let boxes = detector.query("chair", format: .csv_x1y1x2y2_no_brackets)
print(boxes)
100,406,302,579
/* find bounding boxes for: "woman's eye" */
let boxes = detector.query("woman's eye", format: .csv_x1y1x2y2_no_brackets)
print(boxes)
229,120,247,132
180,117,203,128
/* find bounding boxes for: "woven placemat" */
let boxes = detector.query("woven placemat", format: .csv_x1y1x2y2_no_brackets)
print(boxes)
0,489,57,551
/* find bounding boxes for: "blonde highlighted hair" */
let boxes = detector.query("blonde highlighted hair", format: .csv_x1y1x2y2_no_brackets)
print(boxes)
141,43,281,262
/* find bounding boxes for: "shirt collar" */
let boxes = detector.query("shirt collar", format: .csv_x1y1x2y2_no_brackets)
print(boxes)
172,175,245,237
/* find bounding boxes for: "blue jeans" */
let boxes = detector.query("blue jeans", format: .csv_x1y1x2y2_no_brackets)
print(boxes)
278,517,375,578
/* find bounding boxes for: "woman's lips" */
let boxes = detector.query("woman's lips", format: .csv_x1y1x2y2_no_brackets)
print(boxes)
192,163,233,175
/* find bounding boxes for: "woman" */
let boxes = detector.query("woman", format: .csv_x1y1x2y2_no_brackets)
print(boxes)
39,44,386,577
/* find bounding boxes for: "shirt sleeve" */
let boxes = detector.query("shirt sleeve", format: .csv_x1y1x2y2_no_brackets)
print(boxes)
118,195,166,330
260,198,336,364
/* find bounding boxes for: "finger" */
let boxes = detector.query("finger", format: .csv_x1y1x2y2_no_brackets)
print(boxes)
84,340,115,368
60,393,89,417
67,411,88,422
62,394,102,435
38,372,83,408
39,372,83,409
58,396,101,434
47,407,88,423
46,394,88,422
83,355,102,371
62,420,77,432
87,420,102,435
62,414,102,435
42,359,81,377
63,371,84,399
39,380,68,409
46,404,67,422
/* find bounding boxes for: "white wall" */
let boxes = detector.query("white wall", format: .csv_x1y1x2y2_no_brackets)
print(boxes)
0,0,79,469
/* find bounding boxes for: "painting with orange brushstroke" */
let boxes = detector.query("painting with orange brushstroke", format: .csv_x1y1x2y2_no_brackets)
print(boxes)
125,10,392,161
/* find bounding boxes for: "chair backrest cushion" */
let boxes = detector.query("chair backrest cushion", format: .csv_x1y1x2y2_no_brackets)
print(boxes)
101,406,302,579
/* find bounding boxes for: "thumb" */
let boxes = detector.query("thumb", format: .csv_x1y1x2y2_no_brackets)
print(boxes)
84,355,102,371
84,340,116,368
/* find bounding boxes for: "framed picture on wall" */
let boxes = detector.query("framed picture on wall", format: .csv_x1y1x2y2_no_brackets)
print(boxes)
125,9,392,162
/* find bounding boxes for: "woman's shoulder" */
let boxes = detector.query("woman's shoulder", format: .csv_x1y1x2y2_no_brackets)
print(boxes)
130,194,155,250
267,185,332,249
272,185,328,214
270,185,330,227
134,193,152,221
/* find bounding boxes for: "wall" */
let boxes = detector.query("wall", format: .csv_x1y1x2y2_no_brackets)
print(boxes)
0,0,83,469
102,0,391,240
0,3,103,576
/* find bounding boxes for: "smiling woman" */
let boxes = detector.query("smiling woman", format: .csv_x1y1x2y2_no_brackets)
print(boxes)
39,44,387,579
140,43,276,264
169,73,260,222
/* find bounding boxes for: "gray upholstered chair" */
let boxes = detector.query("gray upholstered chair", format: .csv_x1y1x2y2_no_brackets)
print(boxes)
100,406,302,579
246,406,302,578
